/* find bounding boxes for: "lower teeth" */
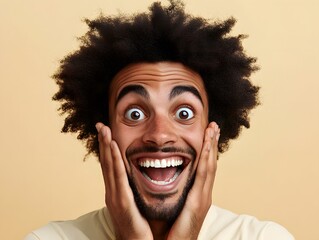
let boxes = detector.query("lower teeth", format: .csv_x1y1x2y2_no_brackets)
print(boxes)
143,170,181,185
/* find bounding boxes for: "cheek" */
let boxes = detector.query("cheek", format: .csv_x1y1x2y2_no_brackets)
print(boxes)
181,122,206,156
110,115,127,154
111,122,140,158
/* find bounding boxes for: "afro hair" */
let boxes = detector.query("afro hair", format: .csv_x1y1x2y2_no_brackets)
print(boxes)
53,0,259,157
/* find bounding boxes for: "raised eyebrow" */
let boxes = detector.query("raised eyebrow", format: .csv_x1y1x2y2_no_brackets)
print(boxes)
169,85,203,105
116,84,149,105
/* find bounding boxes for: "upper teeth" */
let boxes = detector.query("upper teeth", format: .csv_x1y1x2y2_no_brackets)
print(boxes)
139,159,183,168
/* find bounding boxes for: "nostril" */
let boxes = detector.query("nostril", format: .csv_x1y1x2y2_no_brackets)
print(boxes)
143,135,177,146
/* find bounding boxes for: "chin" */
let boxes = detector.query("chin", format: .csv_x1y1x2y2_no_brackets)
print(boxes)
128,167,195,223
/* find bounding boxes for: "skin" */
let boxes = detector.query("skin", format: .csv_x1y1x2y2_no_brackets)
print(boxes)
96,62,220,240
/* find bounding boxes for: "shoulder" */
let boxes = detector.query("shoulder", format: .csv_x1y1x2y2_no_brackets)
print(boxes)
261,222,295,240
23,222,67,240
199,206,294,240
23,207,115,240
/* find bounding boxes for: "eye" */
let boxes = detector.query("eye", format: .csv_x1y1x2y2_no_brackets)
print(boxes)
175,107,194,120
125,107,146,121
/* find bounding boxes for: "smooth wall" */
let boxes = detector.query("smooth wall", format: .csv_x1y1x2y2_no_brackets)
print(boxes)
1,0,318,239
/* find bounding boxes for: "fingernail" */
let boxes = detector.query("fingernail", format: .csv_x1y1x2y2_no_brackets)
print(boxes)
214,124,219,133
216,133,220,142
101,127,107,137
95,123,101,132
209,128,214,138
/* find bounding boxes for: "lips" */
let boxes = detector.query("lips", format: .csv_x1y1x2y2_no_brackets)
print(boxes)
138,158,184,185
128,151,191,191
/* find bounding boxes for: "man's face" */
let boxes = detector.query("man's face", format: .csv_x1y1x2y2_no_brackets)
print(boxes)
109,62,209,222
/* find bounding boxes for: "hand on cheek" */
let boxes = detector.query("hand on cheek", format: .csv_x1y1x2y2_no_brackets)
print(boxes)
95,122,153,240
168,121,220,240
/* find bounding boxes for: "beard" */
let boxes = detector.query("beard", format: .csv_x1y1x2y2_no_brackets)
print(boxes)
126,145,196,224
128,171,195,224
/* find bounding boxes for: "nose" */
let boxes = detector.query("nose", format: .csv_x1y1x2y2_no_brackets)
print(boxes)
142,114,178,146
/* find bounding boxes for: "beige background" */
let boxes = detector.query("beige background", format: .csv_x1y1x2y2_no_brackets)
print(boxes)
0,0,318,239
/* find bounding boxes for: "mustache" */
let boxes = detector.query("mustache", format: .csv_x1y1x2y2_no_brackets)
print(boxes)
126,145,196,160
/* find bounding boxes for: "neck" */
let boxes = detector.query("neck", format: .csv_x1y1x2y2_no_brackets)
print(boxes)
148,220,170,240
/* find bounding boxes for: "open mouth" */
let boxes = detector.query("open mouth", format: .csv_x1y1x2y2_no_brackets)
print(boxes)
137,157,186,186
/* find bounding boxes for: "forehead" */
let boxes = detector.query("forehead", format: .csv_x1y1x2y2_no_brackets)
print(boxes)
110,62,207,98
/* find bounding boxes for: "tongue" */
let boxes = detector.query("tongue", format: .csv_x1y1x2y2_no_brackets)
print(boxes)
143,167,178,181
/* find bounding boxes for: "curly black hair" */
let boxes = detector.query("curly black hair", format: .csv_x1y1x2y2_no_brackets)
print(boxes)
53,0,259,157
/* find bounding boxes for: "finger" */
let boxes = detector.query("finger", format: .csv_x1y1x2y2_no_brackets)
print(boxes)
206,122,219,173
191,122,219,201
110,140,131,192
96,123,115,191
96,123,112,170
190,125,215,194
203,123,219,195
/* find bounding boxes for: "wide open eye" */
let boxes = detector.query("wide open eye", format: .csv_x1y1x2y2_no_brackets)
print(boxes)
125,107,146,121
175,107,194,120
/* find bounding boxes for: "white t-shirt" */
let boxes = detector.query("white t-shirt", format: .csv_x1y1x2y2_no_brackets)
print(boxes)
24,205,294,240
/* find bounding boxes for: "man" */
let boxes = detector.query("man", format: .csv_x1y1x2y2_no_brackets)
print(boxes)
25,1,294,239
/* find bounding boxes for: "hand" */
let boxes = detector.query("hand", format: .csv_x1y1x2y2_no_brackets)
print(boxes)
96,122,153,240
167,122,220,240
